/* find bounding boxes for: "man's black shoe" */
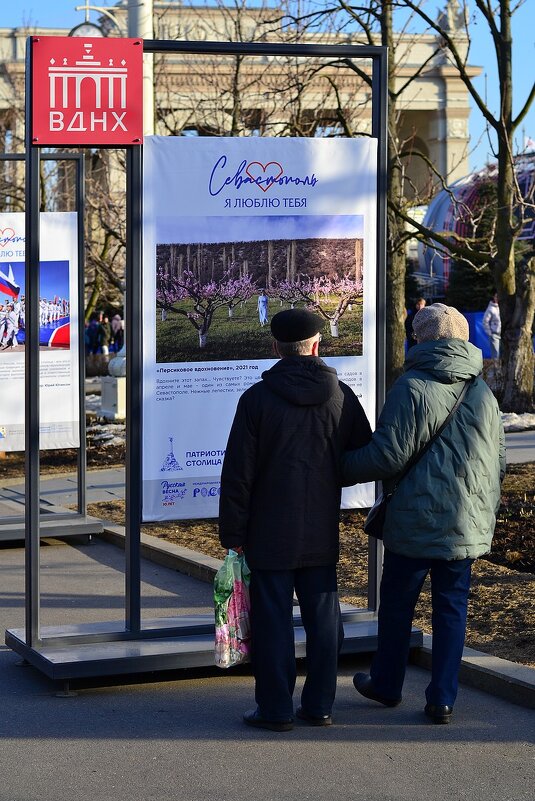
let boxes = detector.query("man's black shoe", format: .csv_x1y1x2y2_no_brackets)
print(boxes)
424,703,453,724
243,709,294,732
296,706,333,726
352,673,401,707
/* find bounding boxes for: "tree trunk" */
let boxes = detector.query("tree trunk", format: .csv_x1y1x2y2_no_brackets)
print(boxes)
493,5,535,410
290,240,296,280
267,240,273,289
286,244,291,280
85,273,102,322
355,238,363,285
500,256,535,411
230,54,244,136
383,0,406,387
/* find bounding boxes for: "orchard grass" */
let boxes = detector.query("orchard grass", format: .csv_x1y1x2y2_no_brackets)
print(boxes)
156,297,363,363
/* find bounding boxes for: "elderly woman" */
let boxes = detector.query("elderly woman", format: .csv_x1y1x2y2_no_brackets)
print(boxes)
343,303,505,723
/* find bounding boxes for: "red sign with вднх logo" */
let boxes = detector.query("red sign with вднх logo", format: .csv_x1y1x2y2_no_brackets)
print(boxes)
31,36,143,146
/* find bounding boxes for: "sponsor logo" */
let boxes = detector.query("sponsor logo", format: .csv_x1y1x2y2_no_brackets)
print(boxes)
160,479,187,505
161,436,182,472
193,485,220,498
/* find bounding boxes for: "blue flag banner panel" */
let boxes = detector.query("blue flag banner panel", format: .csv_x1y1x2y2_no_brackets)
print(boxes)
0,213,79,452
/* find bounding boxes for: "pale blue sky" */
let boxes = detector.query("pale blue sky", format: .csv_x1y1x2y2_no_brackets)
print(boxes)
3,0,534,174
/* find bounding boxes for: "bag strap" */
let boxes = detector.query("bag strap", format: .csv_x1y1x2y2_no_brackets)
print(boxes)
390,376,476,494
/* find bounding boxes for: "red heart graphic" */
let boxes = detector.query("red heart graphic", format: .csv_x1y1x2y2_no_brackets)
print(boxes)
245,161,284,192
0,228,15,242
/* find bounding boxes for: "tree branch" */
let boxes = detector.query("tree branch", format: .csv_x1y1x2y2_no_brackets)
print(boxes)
513,80,535,130
401,0,498,130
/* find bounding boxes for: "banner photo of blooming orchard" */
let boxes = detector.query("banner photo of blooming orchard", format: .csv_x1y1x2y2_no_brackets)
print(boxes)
0,212,79,451
142,136,377,521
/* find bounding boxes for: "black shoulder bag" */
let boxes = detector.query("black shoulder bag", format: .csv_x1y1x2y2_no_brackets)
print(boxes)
364,378,474,539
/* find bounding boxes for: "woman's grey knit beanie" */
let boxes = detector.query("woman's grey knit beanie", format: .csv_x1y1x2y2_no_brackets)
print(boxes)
413,303,469,342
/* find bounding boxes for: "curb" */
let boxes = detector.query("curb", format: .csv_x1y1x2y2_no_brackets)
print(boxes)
98,524,535,710
98,524,223,583
410,634,535,709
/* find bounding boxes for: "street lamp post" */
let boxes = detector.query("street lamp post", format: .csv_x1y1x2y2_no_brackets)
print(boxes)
128,0,154,137
73,2,125,33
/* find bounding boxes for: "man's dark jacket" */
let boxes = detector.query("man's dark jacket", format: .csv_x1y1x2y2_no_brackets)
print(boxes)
218,356,372,570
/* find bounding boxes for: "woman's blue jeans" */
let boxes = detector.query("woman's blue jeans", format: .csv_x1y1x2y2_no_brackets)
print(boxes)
370,548,473,707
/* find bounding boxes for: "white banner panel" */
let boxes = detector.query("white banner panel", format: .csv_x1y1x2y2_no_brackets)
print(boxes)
0,212,79,451
142,136,377,521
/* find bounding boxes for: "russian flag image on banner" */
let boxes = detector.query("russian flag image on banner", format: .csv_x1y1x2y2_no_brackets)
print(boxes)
0,265,20,298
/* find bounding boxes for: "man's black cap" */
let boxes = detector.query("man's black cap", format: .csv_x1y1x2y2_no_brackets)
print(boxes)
270,308,325,343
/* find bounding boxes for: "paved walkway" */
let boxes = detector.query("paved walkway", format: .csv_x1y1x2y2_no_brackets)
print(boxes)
504,429,535,463
0,468,126,523
0,536,533,801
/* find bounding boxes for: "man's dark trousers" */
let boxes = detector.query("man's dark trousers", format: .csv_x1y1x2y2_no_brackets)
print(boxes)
370,549,473,706
250,565,343,721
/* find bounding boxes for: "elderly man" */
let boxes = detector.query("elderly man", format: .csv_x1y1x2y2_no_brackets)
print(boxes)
219,308,372,731
343,303,505,724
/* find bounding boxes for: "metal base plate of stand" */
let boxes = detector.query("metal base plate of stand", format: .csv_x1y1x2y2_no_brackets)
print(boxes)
0,516,103,542
0,484,103,541
6,609,422,682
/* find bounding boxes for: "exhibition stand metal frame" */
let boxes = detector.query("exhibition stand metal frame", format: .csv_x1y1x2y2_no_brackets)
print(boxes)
0,151,103,542
6,38,422,685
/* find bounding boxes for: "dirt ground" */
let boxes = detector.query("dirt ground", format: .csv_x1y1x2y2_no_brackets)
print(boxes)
85,462,535,669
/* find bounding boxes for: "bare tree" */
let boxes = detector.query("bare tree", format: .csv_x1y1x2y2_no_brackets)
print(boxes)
83,150,127,320
397,0,535,411
292,0,534,409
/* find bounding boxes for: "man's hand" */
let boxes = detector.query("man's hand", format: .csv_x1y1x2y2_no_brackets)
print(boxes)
228,546,243,555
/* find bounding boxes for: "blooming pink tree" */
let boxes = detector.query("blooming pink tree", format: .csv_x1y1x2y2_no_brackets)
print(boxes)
274,278,307,309
274,273,363,337
157,269,257,347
